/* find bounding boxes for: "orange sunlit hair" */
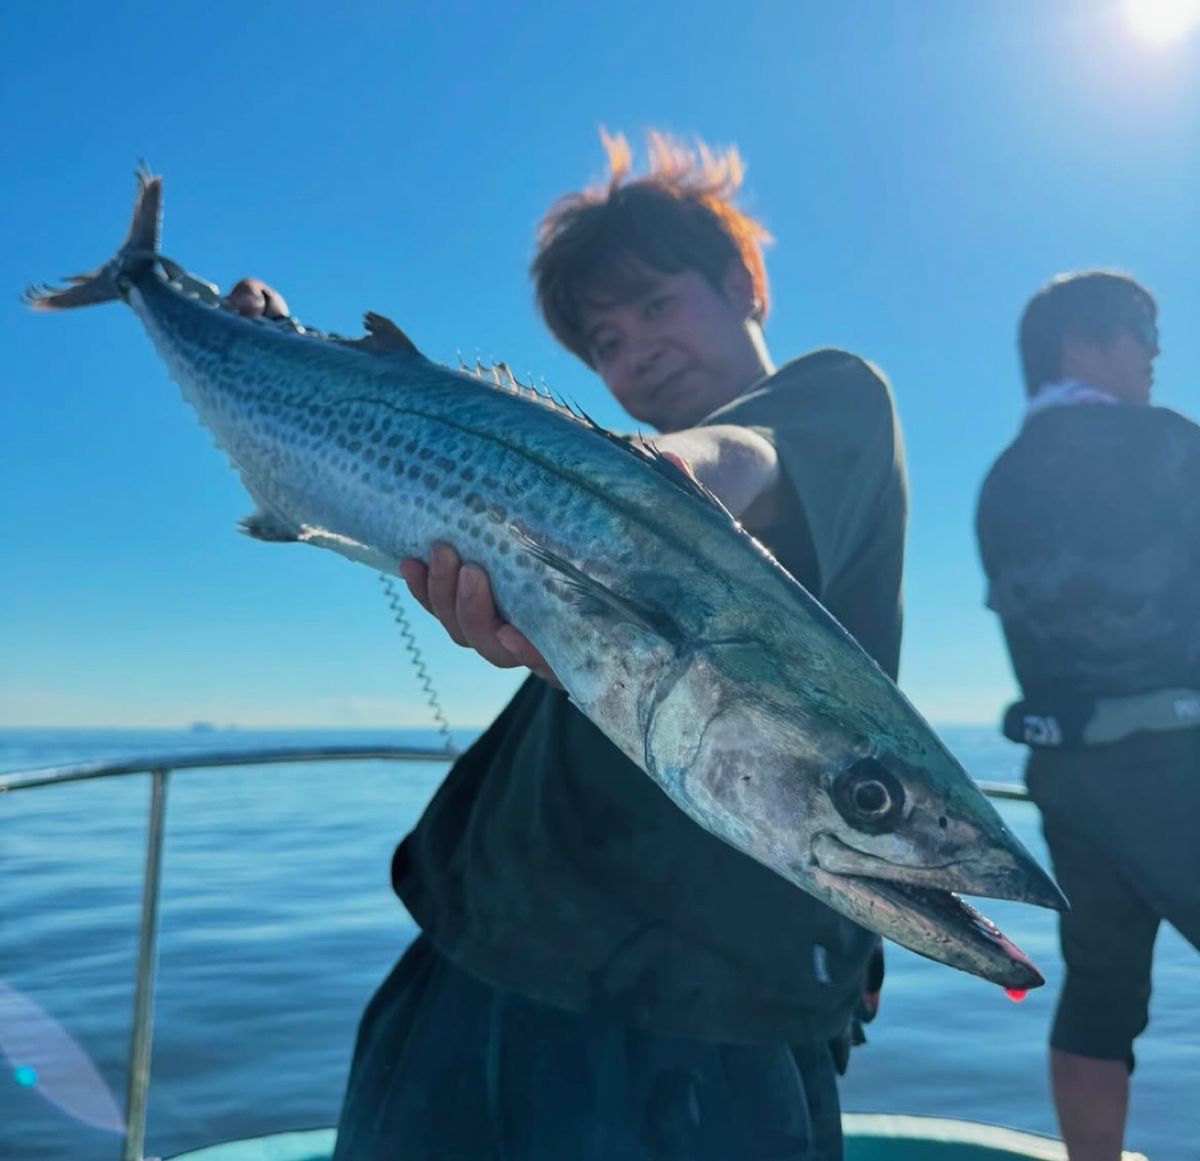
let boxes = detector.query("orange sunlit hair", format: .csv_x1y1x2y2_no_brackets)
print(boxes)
532,130,773,366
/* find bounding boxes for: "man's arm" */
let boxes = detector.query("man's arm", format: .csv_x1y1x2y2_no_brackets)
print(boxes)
647,425,780,528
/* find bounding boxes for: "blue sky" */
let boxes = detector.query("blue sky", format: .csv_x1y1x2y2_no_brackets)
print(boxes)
2,1,1197,728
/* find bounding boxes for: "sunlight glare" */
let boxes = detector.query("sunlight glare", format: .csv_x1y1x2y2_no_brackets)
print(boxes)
0,982,125,1133
1125,0,1200,45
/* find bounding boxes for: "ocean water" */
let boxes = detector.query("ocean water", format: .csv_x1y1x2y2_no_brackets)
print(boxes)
0,727,1195,1160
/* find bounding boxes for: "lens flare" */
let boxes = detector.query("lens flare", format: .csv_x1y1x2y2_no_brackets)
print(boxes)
0,981,125,1133
1125,0,1200,45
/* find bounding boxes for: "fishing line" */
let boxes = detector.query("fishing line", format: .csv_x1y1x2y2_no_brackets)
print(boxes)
378,575,457,757
375,354,544,759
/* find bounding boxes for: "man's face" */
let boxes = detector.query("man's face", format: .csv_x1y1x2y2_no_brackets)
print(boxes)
1104,327,1158,404
578,262,759,432
1063,314,1159,404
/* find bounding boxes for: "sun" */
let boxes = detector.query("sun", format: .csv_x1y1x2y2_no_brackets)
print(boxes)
1124,0,1200,45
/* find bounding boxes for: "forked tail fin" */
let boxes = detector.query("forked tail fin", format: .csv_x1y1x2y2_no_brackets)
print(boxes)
24,164,162,312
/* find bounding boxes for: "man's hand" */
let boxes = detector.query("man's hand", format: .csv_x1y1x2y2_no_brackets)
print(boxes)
399,453,697,687
861,938,885,1024
225,278,290,320
400,544,563,688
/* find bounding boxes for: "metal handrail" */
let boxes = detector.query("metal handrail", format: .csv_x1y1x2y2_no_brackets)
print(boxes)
0,744,1029,1161
1,744,457,1161
0,743,459,793
974,780,1031,801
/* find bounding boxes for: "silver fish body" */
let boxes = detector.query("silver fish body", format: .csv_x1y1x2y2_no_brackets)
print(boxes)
27,172,1066,988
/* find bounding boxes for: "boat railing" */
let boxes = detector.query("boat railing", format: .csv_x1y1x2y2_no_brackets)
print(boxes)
0,745,458,1161
0,745,1028,1161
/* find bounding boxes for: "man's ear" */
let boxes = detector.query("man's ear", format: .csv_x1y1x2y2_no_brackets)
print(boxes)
721,261,757,318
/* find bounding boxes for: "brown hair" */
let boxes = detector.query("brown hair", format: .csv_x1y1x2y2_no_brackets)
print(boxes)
532,131,772,366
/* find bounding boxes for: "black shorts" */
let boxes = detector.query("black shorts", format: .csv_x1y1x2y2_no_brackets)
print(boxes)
332,935,844,1161
1026,729,1200,1070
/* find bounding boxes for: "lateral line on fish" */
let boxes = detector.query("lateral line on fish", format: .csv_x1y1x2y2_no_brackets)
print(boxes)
142,263,736,519
333,390,784,582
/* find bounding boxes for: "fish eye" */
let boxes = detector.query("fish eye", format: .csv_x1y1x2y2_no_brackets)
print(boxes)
832,758,905,835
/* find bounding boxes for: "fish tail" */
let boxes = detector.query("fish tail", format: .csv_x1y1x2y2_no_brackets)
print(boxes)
24,163,162,312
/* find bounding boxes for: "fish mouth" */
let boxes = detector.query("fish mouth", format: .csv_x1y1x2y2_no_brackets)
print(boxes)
834,872,1045,990
811,832,1067,912
809,832,1063,988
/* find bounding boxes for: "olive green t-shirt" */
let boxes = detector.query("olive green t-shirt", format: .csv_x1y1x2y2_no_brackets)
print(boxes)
393,350,908,1044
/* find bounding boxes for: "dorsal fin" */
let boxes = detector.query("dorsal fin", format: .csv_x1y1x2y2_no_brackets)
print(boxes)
338,312,422,356
442,356,727,521
363,311,420,353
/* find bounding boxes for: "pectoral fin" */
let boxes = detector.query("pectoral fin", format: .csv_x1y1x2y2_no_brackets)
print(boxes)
513,530,684,646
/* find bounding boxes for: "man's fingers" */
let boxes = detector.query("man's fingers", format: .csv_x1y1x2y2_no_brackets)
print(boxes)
225,279,263,318
528,662,565,689
659,449,696,479
426,543,469,646
225,278,290,320
402,546,562,685
260,286,290,320
495,624,546,670
399,559,433,614
634,440,696,482
496,625,563,689
455,566,526,669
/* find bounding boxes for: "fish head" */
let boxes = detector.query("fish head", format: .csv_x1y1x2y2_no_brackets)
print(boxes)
795,721,1064,990
652,645,1064,988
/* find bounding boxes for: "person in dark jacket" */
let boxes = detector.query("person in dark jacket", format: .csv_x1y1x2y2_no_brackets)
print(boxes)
976,270,1200,1161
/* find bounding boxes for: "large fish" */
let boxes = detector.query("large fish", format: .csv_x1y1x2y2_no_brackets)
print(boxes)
27,170,1065,988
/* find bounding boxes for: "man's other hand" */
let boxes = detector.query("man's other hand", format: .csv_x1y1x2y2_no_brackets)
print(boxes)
400,543,563,688
225,278,290,320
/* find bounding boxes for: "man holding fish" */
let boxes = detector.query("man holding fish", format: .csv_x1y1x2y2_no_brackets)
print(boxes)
235,132,904,1158
382,133,900,1160
32,132,1064,1161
